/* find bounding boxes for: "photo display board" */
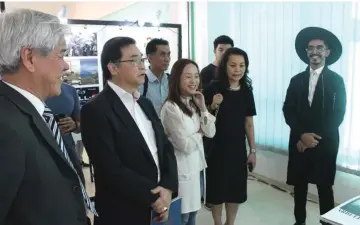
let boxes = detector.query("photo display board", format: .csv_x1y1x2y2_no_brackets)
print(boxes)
97,26,180,72
64,20,182,105
64,24,101,90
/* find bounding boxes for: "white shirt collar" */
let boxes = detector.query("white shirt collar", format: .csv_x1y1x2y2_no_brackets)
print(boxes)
107,81,140,101
181,96,192,105
146,67,167,83
310,65,324,75
2,81,45,115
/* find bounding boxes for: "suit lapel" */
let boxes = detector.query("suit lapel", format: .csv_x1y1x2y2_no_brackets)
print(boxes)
299,68,311,107
311,66,333,109
0,82,77,174
137,98,163,166
312,67,335,110
105,86,157,165
31,112,78,174
321,67,334,98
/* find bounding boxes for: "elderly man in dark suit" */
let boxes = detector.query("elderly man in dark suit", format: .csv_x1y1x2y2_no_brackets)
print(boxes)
81,36,178,225
0,9,96,225
283,27,346,225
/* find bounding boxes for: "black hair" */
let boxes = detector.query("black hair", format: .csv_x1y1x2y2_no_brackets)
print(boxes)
216,47,252,91
145,38,169,55
213,35,234,50
167,59,201,117
101,36,136,81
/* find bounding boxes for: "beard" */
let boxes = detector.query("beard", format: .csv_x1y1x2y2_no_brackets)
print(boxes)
309,54,323,64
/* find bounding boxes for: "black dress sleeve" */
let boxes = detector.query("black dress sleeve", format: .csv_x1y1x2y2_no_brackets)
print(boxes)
203,82,217,107
246,89,257,116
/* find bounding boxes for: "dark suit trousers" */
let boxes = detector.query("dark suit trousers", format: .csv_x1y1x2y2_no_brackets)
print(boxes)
294,184,334,225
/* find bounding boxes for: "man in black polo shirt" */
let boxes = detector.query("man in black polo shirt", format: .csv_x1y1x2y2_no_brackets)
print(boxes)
200,35,234,90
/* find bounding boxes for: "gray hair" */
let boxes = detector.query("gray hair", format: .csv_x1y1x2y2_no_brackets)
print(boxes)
0,9,71,74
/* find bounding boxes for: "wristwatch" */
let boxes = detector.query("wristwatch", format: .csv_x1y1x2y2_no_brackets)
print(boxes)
250,148,256,153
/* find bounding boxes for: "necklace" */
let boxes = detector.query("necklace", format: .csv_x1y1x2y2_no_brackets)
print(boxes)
229,86,241,91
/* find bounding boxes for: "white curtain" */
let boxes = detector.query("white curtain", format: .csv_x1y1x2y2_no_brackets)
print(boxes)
205,2,360,173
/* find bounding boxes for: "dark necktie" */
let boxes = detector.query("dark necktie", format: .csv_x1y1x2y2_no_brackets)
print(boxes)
42,106,98,216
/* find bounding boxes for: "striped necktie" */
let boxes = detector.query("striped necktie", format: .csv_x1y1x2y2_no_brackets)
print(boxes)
42,106,98,216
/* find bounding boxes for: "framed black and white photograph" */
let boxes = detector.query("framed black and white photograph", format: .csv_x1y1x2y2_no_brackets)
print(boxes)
66,25,98,57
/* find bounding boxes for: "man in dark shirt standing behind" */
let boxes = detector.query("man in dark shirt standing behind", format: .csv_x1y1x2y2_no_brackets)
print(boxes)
45,81,82,164
200,35,234,90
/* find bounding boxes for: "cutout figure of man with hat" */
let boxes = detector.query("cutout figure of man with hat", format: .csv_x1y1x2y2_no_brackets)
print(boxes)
283,27,347,225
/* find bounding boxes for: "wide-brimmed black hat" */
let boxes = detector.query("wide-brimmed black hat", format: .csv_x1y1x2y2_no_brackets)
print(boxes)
295,27,342,65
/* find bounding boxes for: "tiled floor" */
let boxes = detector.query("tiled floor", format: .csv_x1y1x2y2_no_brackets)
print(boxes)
84,168,321,225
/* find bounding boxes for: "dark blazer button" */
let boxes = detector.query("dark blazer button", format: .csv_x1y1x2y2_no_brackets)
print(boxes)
77,212,86,222
73,185,79,192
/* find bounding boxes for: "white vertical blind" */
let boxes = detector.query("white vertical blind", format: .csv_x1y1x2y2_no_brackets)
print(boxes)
205,2,360,172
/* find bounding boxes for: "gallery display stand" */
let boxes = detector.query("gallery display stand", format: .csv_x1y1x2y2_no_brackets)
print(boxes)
67,19,182,180
64,19,182,106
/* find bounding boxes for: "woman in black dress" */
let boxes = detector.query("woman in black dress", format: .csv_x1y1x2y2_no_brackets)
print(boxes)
204,48,256,225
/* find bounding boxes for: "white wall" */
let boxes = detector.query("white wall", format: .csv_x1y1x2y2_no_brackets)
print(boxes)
101,1,189,59
190,1,208,68
5,1,76,16
71,1,136,20
256,150,360,203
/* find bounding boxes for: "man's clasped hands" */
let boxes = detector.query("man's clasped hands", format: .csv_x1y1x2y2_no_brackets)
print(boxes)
151,186,173,222
297,132,322,152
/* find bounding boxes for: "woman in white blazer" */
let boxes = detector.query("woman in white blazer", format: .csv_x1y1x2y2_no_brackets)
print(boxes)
160,59,216,225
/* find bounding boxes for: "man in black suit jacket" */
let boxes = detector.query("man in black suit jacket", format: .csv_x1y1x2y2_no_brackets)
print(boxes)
283,27,346,225
0,9,95,225
81,37,178,225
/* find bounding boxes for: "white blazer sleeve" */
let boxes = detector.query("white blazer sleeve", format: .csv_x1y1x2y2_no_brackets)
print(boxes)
160,102,202,155
200,111,216,138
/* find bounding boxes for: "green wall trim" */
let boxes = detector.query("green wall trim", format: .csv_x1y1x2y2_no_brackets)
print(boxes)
190,1,195,60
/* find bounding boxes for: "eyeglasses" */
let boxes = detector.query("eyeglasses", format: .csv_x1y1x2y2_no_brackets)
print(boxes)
306,45,328,53
111,57,147,66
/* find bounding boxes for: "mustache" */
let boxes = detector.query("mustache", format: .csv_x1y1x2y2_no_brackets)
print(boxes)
310,54,321,57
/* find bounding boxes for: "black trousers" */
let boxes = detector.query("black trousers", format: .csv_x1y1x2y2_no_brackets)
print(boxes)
294,184,334,225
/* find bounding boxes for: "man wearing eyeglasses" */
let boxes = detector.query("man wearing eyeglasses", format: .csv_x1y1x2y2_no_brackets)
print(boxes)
80,37,178,225
283,27,347,225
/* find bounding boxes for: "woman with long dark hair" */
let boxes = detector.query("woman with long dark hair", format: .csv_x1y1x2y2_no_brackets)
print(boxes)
160,59,216,225
204,48,257,225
